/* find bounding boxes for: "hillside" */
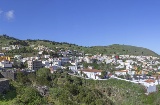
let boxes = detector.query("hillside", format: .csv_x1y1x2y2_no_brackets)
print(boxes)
1,70,160,105
83,78,160,105
0,34,159,57
87,44,159,56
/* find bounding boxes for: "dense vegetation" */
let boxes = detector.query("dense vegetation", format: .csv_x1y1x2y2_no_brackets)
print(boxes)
0,68,113,105
87,44,159,56
0,34,159,57
1,68,160,105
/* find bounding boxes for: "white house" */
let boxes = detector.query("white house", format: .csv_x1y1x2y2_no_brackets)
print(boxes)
115,69,135,76
105,59,113,64
127,70,136,75
10,45,22,50
53,60,61,66
69,66,78,73
42,61,50,68
35,45,47,51
44,55,50,59
113,76,157,94
115,70,128,76
2,47,10,51
83,57,92,63
78,69,102,80
116,65,125,69
38,51,43,55
143,79,157,94
21,58,29,63
126,65,132,70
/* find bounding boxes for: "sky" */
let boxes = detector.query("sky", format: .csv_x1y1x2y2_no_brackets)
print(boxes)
0,0,160,54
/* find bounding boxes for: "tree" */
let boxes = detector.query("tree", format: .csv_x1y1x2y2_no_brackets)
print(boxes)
156,75,159,85
27,73,36,85
23,61,28,68
96,99,106,105
14,87,46,105
36,68,51,86
73,77,83,86
16,72,30,85
100,71,107,79
42,50,49,55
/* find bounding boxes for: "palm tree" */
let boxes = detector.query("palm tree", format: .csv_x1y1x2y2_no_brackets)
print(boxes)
156,75,159,85
136,66,141,80
155,70,159,85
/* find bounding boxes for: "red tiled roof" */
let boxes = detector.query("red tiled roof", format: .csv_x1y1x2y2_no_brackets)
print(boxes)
145,79,155,83
115,70,128,72
80,69,103,72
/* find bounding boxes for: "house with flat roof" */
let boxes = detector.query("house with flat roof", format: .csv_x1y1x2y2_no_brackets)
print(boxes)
78,69,102,80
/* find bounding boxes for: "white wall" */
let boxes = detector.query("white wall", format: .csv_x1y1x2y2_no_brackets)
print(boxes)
42,61,50,67
83,71,101,80
147,85,156,93
115,71,127,76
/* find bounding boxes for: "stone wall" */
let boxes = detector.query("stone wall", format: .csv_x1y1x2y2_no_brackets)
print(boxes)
1,71,17,80
0,78,9,94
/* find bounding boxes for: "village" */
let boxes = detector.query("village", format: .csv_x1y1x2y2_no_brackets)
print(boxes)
0,44,160,94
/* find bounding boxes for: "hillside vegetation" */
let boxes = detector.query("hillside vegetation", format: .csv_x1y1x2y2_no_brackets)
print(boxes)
88,44,159,56
0,69,114,105
0,34,159,57
0,69,160,105
84,79,160,105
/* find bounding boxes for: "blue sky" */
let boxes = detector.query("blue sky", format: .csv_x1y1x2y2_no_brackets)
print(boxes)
0,0,160,54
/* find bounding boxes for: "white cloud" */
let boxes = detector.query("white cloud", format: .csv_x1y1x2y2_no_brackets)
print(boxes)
0,9,3,15
5,10,14,20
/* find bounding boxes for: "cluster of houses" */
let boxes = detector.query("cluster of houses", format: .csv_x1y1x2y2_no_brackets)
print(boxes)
0,45,160,94
69,54,160,94
2,45,22,51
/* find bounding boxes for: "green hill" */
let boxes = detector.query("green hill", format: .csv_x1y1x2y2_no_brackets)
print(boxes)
87,44,159,56
0,34,159,57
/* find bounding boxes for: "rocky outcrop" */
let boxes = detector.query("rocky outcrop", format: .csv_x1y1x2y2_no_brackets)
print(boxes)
1,71,17,80
0,78,9,94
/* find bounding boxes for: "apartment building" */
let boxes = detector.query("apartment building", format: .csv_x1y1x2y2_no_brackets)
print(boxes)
28,60,42,70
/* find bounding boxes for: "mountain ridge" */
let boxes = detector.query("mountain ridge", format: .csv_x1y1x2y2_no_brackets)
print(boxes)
0,34,159,57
